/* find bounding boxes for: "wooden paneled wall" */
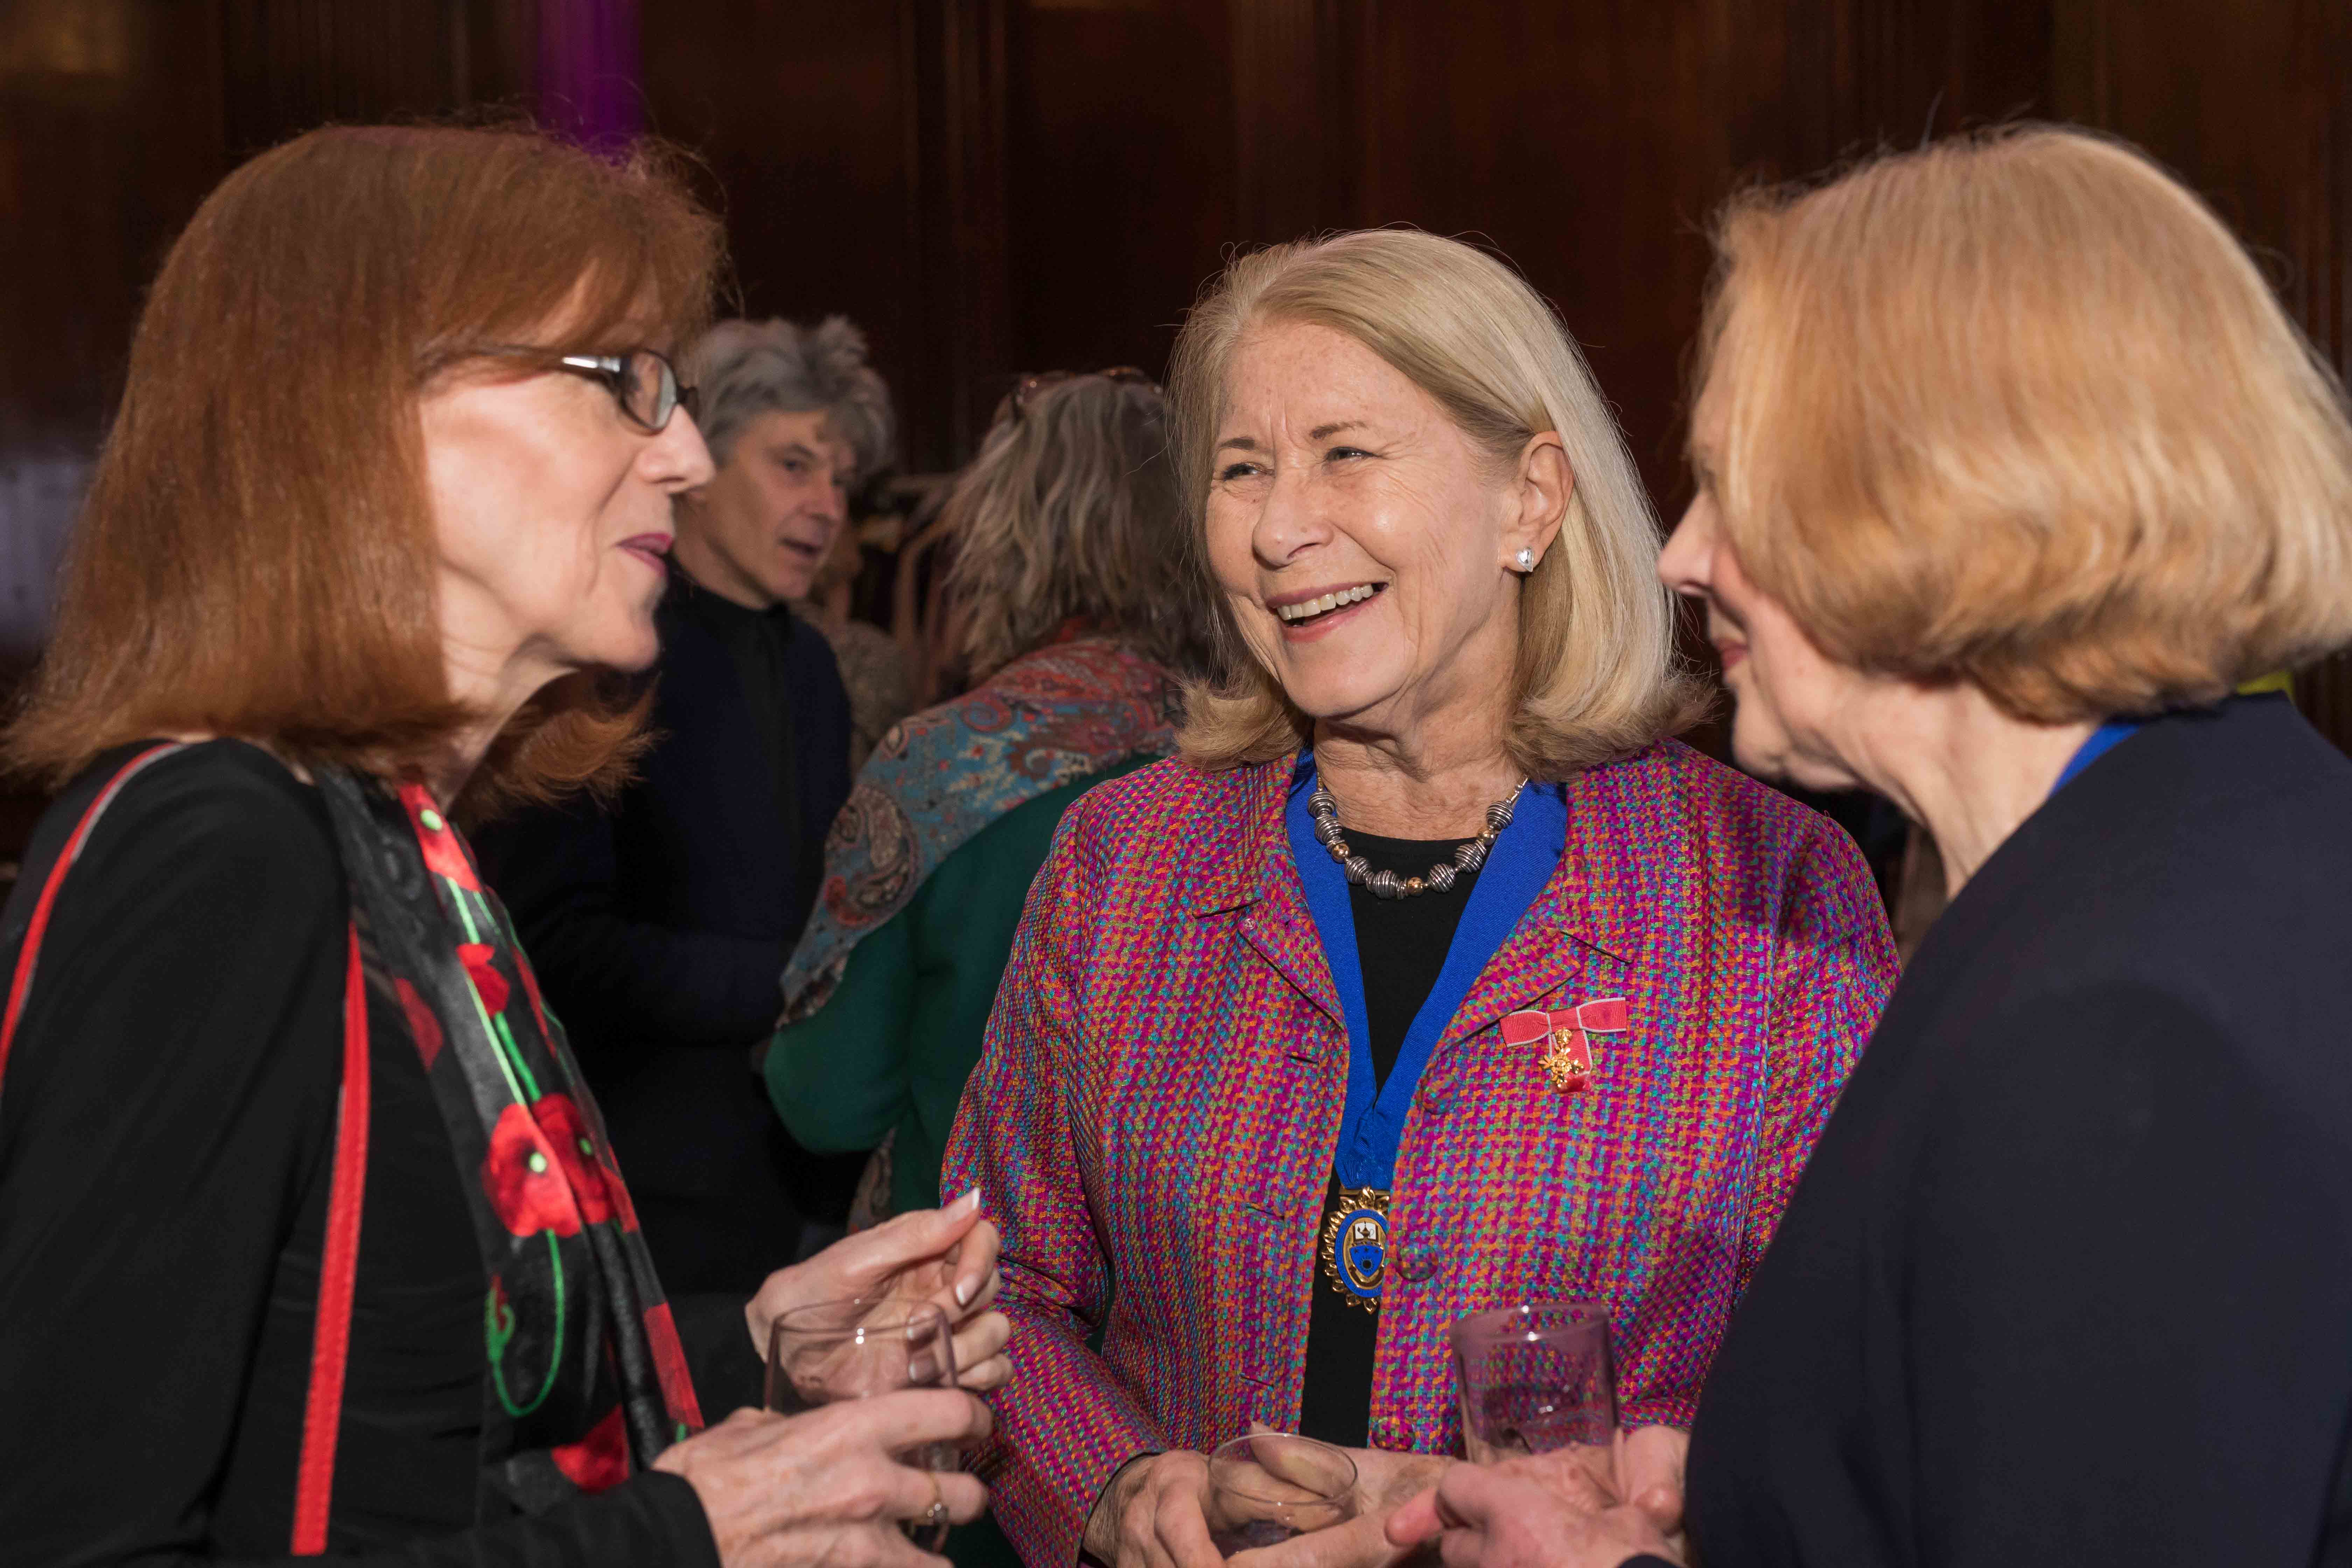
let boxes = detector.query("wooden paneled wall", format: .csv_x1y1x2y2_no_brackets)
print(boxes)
640,0,2352,744
0,0,544,664
4,0,2349,740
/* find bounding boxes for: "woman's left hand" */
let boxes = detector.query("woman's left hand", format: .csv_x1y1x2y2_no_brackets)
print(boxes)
746,1188,1011,1392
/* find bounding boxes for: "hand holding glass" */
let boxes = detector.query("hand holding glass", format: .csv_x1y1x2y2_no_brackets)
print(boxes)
766,1297,961,1548
1203,1433,1359,1557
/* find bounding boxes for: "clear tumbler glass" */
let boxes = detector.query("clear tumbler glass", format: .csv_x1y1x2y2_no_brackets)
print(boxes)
1204,1432,1359,1557
766,1296,961,1548
1451,1299,1617,1463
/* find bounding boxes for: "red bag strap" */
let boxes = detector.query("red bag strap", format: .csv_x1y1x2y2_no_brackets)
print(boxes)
291,922,370,1554
0,742,186,1084
0,742,371,1556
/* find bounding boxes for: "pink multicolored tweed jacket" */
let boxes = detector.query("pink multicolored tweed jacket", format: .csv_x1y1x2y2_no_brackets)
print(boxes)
940,740,1896,1564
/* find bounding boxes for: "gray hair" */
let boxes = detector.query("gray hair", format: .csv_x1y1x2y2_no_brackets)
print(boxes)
685,315,896,482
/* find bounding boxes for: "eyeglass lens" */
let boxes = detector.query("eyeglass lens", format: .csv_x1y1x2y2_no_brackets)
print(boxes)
620,350,681,431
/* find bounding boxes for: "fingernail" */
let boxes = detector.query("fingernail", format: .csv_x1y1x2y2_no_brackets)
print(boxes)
957,1186,981,1214
955,1278,974,1307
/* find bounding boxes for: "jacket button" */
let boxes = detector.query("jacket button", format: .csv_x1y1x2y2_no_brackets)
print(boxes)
1417,1083,1449,1114
1393,1244,1440,1282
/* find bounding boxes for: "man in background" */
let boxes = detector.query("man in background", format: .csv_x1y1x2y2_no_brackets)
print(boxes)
477,316,893,1290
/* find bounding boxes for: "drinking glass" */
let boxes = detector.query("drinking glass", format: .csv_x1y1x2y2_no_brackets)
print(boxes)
766,1297,961,1549
1203,1433,1359,1557
1451,1300,1617,1464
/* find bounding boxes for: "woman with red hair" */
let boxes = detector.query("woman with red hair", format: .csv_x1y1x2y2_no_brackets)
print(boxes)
0,125,1003,1568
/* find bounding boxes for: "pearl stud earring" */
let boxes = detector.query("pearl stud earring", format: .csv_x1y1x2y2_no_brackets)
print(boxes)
1515,547,1535,572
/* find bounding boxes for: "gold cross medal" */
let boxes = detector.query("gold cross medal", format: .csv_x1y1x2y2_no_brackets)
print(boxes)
1503,997,1628,1095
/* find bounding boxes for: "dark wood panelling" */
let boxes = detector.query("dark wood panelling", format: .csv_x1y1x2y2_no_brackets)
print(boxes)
7,0,2351,751
640,2,918,427
2051,0,2352,744
1342,3,1793,501
0,0,537,662
218,0,529,159
2,0,223,657
640,0,1018,470
928,0,1011,458
1001,0,1234,402
1324,1,2067,509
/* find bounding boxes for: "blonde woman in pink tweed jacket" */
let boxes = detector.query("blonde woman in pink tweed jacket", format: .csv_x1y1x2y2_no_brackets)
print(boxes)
939,230,1898,1568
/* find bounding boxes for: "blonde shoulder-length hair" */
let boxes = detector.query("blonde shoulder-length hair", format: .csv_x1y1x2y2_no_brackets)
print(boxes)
1698,125,2352,718
1166,229,1704,778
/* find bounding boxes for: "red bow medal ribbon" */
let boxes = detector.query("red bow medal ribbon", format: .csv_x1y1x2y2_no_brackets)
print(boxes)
1503,997,1628,1094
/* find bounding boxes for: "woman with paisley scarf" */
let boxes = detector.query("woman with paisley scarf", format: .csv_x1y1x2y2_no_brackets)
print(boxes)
0,127,1004,1568
768,370,1214,1223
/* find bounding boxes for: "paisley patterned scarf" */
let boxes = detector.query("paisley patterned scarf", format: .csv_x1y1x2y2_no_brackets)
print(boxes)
315,767,704,1514
779,633,1182,1022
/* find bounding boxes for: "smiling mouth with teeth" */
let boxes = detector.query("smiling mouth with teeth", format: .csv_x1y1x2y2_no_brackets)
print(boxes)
1274,583,1385,624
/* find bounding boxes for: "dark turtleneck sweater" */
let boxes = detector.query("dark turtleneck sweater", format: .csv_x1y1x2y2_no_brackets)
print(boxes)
473,569,858,1292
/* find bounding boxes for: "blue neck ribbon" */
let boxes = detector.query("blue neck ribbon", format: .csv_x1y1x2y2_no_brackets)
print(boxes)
1285,755,1567,1192
2051,718,2144,797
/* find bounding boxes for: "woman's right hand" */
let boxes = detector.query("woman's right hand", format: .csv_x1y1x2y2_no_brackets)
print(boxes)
654,1391,993,1568
1083,1450,1220,1568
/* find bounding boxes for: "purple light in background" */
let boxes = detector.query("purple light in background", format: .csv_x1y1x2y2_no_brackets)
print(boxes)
538,0,642,150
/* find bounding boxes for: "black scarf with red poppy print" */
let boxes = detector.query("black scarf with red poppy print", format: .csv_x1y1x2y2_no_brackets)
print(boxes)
315,767,704,1514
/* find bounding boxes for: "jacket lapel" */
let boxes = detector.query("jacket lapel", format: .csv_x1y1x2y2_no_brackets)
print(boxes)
1442,756,1654,1047
1191,760,1344,1034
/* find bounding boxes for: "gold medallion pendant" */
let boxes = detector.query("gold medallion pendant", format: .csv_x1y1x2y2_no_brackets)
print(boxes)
1320,1187,1390,1312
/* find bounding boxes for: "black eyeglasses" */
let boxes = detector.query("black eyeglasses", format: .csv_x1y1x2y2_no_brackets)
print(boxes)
467,344,698,433
1010,365,1160,418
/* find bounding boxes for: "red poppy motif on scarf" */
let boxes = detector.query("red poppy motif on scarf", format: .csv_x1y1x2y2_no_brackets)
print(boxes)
549,1404,631,1492
530,1094,617,1227
394,977,445,1069
401,780,482,891
458,943,511,1016
481,1101,584,1237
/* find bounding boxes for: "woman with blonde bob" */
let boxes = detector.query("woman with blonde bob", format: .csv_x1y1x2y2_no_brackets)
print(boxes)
942,228,1897,1568
1395,128,2352,1568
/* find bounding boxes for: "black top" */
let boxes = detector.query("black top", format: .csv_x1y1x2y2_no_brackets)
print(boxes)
1682,696,2352,1568
473,573,859,1291
0,742,757,1567
1296,832,1480,1449
673,576,806,879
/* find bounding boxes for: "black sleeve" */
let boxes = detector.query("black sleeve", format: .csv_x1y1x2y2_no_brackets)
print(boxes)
197,1476,720,1568
1904,981,2352,1567
801,633,854,833
670,1291,770,1419
477,796,790,1051
0,754,722,1568
787,628,855,938
0,754,346,1566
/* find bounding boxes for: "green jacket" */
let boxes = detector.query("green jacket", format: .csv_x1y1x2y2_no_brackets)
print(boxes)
763,755,1153,1217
